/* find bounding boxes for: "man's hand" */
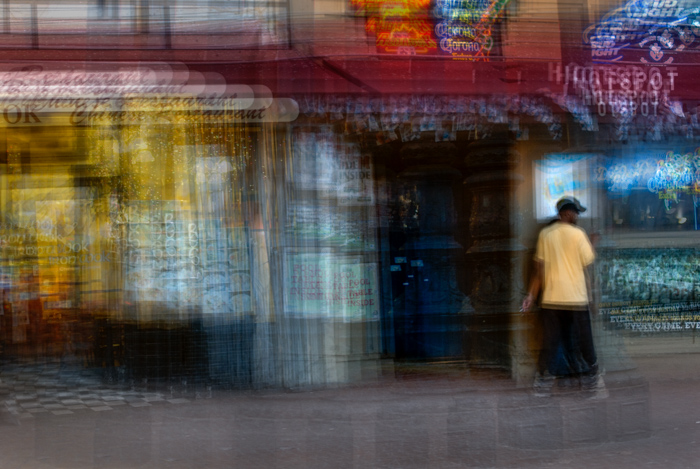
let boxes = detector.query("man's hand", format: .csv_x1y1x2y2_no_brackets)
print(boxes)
523,260,542,312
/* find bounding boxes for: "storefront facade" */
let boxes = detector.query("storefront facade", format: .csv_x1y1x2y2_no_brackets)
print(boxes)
0,0,699,389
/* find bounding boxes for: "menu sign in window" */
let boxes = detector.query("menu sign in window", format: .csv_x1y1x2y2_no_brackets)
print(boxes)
284,252,380,322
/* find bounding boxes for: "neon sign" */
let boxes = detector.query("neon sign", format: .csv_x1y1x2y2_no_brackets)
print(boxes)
596,158,658,192
375,19,437,54
351,0,507,59
434,0,509,60
647,150,700,195
353,0,437,55
596,148,700,197
584,0,700,63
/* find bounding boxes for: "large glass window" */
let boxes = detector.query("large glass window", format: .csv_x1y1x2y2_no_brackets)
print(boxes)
596,145,700,232
0,0,290,48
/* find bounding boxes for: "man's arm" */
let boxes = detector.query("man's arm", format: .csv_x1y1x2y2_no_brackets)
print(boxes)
585,263,599,315
522,260,543,312
582,231,596,310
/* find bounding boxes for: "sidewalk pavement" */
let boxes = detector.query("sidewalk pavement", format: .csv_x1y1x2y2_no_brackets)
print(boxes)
0,352,698,469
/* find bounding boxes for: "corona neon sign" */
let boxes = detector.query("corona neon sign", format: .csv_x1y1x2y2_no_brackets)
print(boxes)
596,148,700,198
433,0,509,60
647,150,700,195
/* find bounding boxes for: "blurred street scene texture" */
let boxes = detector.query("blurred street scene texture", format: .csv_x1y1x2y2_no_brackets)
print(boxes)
0,0,699,466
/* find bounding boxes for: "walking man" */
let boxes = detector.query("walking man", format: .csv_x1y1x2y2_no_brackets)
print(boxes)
522,196,606,397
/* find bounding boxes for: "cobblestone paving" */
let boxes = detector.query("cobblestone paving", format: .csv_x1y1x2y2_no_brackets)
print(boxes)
0,362,193,421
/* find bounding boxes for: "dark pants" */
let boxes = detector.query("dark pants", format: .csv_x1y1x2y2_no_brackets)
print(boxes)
538,308,598,377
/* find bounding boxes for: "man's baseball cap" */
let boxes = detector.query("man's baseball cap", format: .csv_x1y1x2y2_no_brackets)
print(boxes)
556,196,586,213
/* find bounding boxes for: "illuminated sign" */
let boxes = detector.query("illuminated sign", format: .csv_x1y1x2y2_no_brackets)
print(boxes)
351,0,508,59
595,158,657,193
584,0,700,63
596,148,700,198
357,0,437,55
375,19,438,54
434,0,509,60
647,149,700,195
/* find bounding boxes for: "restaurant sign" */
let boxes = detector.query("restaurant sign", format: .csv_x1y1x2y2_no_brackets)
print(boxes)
0,62,298,126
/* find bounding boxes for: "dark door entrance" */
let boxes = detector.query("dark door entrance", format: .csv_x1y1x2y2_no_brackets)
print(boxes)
379,142,472,360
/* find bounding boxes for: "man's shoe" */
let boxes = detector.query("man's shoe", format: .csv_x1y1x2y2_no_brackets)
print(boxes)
533,373,554,397
582,374,609,400
558,375,580,390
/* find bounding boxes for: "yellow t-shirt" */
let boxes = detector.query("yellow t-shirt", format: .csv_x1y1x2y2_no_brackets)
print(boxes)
534,222,595,310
